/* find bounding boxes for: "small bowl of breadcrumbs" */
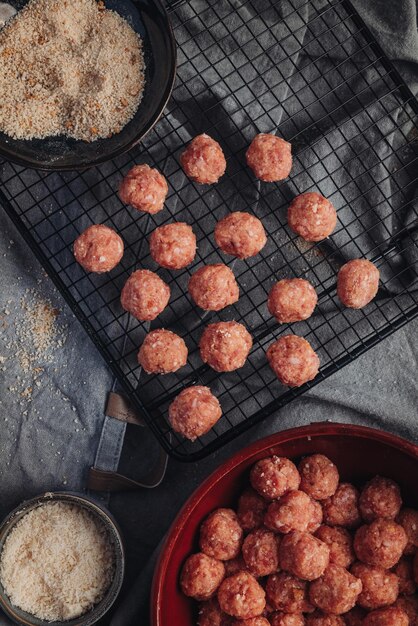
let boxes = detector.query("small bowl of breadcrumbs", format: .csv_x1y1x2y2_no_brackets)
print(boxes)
0,492,124,626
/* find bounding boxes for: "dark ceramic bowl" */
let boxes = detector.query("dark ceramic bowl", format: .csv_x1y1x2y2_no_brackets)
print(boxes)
0,0,176,170
0,492,125,626
151,423,418,626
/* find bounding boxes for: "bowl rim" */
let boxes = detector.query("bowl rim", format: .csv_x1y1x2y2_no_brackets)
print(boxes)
151,422,418,626
0,0,177,171
0,491,125,626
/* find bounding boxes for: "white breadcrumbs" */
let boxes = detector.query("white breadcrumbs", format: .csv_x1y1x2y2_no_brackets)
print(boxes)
0,0,145,141
0,501,115,621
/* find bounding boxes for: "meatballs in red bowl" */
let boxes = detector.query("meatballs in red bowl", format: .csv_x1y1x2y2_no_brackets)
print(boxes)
151,424,418,626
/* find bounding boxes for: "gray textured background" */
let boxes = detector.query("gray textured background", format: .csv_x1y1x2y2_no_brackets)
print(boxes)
0,0,417,625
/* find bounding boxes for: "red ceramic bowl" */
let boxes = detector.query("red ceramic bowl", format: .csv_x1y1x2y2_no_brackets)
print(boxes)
151,423,418,626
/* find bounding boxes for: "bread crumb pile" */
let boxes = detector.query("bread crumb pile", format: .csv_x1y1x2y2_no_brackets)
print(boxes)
0,502,115,621
0,0,145,141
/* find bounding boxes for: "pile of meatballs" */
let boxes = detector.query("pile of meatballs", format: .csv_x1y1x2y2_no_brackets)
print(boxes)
180,453,418,626
72,133,381,441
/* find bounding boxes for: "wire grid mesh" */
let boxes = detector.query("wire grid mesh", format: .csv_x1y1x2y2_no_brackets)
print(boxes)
1,0,418,461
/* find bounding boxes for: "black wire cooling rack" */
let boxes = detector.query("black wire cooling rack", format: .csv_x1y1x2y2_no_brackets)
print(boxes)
1,0,418,461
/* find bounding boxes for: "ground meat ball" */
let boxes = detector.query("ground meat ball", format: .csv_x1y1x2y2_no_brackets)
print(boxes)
298,455,339,501
199,321,253,372
237,488,267,532
266,335,320,388
246,134,292,182
224,555,249,577
250,456,300,501
137,329,187,374
269,612,305,626
264,491,317,534
268,279,318,324
120,269,170,321
363,606,409,626
231,618,270,626
344,607,367,626
354,519,408,569
168,385,222,441
351,562,399,609
181,134,226,184
217,572,266,619
189,264,239,311
395,595,418,626
119,164,168,214
393,557,416,595
307,501,323,534
306,614,345,626
266,573,314,614
180,553,225,601
242,529,280,578
309,564,362,615
314,526,354,569
337,259,380,309
287,193,337,242
359,477,402,523
198,599,232,626
73,224,124,273
397,509,418,555
215,212,267,259
279,531,330,581
149,222,196,270
322,483,362,529
200,509,243,561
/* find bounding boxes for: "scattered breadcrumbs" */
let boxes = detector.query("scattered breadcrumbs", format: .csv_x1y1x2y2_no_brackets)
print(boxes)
0,0,145,141
0,501,115,621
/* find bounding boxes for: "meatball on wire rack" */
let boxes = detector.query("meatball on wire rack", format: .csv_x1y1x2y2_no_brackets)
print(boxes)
0,0,418,461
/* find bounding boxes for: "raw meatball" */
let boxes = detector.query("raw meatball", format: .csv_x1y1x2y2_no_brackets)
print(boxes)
309,564,362,615
149,222,196,270
189,264,239,311
393,557,416,595
198,599,232,626
180,552,225,601
237,488,267,532
363,606,409,626
269,612,305,626
307,501,323,534
224,555,249,577
344,607,367,626
279,531,330,581
306,614,345,626
181,134,226,184
137,329,187,374
298,454,339,501
242,529,280,578
354,519,408,569
215,212,267,259
246,134,292,182
266,572,313,614
337,259,380,309
119,164,168,214
314,526,354,569
217,572,266,619
266,335,320,388
231,619,270,626
351,562,399,609
120,269,170,321
250,456,300,501
268,279,318,324
359,476,402,523
322,483,362,529
168,385,222,441
287,192,337,242
200,509,243,561
264,491,317,534
73,224,123,273
397,509,418,555
199,321,253,372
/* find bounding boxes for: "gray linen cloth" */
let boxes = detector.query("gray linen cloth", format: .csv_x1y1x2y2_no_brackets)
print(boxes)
0,1,417,625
